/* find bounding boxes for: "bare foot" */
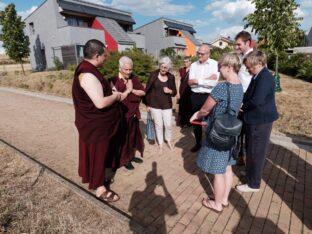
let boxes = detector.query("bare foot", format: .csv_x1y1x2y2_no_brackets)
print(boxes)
202,198,222,213
159,144,163,154
168,142,173,151
96,185,106,197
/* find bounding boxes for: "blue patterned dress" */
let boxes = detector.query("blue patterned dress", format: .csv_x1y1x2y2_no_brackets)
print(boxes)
196,82,243,174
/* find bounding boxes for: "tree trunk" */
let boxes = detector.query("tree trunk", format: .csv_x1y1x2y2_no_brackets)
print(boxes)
275,53,278,75
21,61,25,76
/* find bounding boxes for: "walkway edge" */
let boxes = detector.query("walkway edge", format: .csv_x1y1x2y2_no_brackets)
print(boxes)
0,139,148,234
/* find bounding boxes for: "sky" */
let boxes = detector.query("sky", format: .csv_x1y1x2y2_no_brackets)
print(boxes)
0,0,312,54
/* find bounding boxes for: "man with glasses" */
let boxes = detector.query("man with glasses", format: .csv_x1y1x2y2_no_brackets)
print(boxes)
235,31,254,166
188,44,219,152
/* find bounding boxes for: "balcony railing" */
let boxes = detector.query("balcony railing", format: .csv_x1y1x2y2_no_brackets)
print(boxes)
163,36,186,48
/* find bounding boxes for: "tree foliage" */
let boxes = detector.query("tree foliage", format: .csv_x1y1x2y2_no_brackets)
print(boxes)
160,47,176,60
0,3,30,75
244,0,303,74
210,47,233,61
99,48,155,83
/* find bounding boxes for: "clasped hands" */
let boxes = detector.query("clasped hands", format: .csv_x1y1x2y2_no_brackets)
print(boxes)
112,80,133,101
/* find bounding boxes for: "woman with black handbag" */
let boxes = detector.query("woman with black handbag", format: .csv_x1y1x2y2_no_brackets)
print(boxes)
190,53,244,213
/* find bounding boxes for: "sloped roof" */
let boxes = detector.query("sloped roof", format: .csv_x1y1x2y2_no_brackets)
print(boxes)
210,36,234,45
163,19,196,34
96,17,134,45
181,30,201,46
58,0,135,24
134,17,196,34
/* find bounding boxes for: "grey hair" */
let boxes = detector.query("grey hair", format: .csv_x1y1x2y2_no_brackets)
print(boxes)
119,56,133,68
158,56,172,70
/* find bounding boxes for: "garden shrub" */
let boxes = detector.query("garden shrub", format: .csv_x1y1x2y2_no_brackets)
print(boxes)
100,48,155,83
53,57,64,71
210,47,233,61
297,59,312,82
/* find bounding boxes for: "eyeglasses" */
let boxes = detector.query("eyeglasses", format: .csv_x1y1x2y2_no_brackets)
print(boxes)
197,52,208,56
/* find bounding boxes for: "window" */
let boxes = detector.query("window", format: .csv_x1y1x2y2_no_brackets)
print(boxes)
219,41,223,46
76,45,84,61
29,22,35,34
66,16,91,28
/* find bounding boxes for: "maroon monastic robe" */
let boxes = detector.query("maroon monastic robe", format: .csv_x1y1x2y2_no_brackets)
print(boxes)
178,67,192,126
110,74,144,166
72,60,122,189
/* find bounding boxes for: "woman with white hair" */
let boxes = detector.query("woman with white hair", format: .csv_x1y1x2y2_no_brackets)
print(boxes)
110,56,145,170
144,56,177,152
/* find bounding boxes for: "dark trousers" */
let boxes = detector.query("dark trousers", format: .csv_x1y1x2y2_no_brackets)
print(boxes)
245,122,273,188
190,92,209,145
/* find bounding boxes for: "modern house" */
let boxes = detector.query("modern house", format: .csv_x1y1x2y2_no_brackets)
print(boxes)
133,17,201,58
24,0,140,70
210,36,234,49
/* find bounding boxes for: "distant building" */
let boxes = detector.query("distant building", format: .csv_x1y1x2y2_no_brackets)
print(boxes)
285,47,312,57
133,17,201,58
24,0,141,70
210,36,234,49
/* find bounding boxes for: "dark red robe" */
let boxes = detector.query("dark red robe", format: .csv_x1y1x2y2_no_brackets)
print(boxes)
110,74,145,167
178,67,192,127
72,60,122,190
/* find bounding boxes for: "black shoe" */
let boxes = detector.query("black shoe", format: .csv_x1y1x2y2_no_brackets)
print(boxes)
132,157,143,164
124,162,135,170
190,144,201,152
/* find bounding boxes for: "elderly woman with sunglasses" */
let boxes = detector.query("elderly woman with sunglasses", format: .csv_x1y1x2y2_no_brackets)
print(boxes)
144,56,177,152
190,53,243,213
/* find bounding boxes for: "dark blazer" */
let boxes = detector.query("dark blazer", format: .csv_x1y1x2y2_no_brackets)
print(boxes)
242,67,278,125
144,69,177,106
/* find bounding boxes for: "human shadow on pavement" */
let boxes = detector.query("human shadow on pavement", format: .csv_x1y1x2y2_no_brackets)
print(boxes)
176,126,311,231
128,161,177,234
233,142,312,231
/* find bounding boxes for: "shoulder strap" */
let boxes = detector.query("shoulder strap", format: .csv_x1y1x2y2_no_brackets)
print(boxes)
226,83,237,115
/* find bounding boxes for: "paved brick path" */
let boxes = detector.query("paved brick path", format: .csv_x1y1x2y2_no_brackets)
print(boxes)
0,87,311,233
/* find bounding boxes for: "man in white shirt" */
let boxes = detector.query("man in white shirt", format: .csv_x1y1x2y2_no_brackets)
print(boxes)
235,31,253,165
188,44,219,152
235,31,253,92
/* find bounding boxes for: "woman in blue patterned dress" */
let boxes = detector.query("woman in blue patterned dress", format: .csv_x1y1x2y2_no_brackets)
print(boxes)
190,53,244,213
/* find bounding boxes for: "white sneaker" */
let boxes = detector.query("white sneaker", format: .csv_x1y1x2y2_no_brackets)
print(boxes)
236,184,260,193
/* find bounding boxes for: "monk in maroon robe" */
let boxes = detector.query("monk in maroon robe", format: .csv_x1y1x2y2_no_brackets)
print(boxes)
177,56,192,127
72,39,130,202
110,56,145,170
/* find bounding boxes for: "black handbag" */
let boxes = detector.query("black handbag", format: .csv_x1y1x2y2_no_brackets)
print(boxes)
207,84,242,151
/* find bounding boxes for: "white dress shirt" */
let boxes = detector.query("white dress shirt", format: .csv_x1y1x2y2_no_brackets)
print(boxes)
189,58,219,93
238,48,253,93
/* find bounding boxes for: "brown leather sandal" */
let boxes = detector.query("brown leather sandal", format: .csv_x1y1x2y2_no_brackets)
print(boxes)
99,190,120,203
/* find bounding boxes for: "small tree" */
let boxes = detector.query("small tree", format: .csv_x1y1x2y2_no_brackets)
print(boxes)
0,3,30,75
244,0,302,91
160,47,176,60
